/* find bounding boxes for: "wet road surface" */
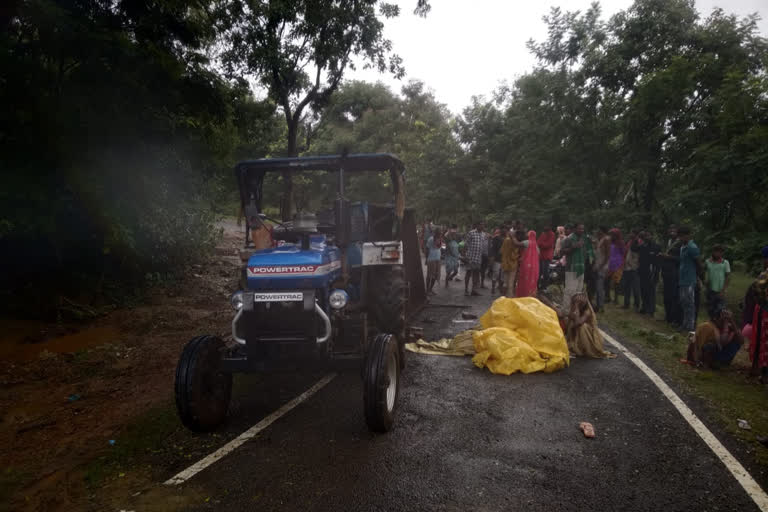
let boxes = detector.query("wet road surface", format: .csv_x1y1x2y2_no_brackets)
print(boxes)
141,281,761,511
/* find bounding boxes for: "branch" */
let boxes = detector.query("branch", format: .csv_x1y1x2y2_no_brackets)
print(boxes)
292,34,310,69
292,63,322,124
314,49,352,105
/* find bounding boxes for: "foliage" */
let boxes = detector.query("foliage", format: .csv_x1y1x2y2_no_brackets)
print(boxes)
453,0,768,264
0,0,280,316
307,80,465,219
219,0,405,218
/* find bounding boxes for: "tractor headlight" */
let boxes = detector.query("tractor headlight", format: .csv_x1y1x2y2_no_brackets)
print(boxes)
231,291,244,311
329,289,349,310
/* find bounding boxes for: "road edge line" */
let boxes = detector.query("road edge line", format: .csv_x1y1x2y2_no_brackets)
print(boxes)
164,372,337,486
601,329,768,511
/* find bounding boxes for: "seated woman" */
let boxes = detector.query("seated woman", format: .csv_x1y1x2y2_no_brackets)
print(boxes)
566,293,616,358
687,307,743,369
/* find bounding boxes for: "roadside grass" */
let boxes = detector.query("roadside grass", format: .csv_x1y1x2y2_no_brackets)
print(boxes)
599,269,768,466
83,402,180,489
83,375,271,492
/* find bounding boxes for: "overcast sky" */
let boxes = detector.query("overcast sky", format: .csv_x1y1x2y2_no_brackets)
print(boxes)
347,0,768,115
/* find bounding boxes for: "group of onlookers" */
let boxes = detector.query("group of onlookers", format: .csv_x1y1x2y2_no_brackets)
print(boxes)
422,221,768,375
423,220,548,298
689,245,768,378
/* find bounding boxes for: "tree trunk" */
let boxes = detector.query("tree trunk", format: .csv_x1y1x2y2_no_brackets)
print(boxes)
281,119,299,220
643,166,656,212
642,140,662,224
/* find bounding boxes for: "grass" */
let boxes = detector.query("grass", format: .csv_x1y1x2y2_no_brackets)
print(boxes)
83,402,180,489
598,269,768,466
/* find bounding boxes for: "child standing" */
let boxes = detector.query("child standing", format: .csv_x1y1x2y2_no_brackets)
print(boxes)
704,244,730,318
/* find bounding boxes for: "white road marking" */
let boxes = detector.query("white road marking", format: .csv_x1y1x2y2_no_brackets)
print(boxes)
601,329,768,511
165,372,337,486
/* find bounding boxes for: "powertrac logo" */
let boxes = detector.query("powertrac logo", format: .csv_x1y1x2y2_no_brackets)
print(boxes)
249,265,318,274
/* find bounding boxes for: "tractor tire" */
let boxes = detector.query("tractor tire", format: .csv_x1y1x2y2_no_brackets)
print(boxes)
368,265,408,368
363,333,401,433
175,335,232,432
368,265,407,336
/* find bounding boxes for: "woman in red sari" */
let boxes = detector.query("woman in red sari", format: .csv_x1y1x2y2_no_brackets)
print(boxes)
745,246,768,382
516,230,540,297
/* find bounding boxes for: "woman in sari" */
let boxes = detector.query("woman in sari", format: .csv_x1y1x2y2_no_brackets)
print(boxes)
687,307,743,369
606,228,626,303
744,246,768,381
515,230,540,297
566,293,616,358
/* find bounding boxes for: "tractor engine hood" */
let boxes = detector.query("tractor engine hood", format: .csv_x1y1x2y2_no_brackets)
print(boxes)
246,234,341,291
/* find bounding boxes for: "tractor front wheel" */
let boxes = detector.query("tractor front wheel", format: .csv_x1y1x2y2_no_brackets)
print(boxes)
175,335,232,432
363,333,401,433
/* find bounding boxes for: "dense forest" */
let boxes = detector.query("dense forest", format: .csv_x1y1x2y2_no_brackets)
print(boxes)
1,0,766,317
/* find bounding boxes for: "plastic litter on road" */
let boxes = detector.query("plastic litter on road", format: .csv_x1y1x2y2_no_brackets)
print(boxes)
580,422,596,438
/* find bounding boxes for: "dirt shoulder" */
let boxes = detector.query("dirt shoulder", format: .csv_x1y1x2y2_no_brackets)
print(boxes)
0,220,244,512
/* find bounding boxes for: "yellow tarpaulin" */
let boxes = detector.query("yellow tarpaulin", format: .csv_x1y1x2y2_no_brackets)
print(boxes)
472,297,569,375
405,331,476,356
406,297,569,375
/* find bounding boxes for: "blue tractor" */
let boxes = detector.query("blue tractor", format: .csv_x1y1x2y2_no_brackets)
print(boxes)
174,153,425,433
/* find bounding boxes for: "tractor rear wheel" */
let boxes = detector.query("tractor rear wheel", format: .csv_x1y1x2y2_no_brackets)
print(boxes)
364,333,401,432
368,265,407,366
175,335,232,432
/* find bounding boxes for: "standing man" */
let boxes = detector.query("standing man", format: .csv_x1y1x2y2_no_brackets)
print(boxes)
480,229,490,289
636,231,661,315
490,228,504,294
623,229,641,311
660,225,683,327
537,224,556,290
705,244,731,318
463,222,485,297
677,226,700,332
425,231,442,296
561,223,588,315
594,226,611,312
444,226,460,287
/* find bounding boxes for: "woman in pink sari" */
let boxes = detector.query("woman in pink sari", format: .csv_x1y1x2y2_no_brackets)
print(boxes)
516,230,540,297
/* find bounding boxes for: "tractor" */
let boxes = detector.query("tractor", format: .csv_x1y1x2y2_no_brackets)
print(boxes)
174,153,425,433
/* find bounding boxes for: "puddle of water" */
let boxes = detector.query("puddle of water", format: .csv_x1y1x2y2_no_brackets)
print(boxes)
0,319,120,362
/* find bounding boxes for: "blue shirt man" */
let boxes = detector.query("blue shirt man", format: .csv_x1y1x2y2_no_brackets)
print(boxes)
679,240,700,286
677,226,700,331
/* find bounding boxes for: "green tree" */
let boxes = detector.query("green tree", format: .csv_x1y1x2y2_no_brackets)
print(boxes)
0,0,282,316
455,0,767,264
220,0,404,219
309,80,464,222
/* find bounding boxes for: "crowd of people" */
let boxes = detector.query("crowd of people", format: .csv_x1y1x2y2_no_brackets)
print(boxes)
423,220,549,299
421,221,768,373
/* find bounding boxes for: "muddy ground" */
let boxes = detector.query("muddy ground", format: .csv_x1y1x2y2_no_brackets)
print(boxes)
0,221,245,511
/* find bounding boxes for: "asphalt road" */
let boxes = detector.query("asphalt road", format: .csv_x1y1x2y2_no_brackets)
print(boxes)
141,279,761,511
